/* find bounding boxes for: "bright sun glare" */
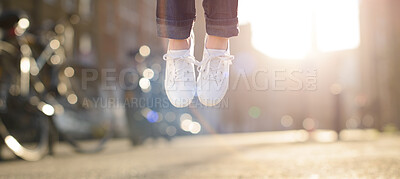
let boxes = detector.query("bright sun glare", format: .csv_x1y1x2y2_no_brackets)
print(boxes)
239,0,360,59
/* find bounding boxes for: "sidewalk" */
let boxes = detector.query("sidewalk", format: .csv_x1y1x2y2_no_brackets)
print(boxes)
0,132,399,178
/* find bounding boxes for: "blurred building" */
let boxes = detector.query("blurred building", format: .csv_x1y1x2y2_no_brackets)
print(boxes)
359,0,400,131
0,0,165,136
1,0,162,71
217,0,400,133
1,0,399,136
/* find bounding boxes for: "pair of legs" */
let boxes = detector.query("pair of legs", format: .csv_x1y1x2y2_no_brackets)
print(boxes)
156,0,239,49
157,0,238,107
169,35,228,50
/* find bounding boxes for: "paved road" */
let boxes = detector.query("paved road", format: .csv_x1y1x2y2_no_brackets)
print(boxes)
0,132,399,178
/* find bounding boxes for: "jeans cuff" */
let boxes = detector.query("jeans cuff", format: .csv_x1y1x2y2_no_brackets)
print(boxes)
205,17,239,38
157,18,194,39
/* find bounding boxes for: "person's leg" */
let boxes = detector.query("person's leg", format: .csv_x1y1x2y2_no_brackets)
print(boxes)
197,0,238,106
156,0,195,50
206,35,229,50
203,0,239,50
157,0,198,108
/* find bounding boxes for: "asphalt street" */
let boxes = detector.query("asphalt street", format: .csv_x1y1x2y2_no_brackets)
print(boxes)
0,132,399,178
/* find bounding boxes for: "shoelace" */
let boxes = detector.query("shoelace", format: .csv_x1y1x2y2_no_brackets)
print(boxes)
197,54,234,82
163,52,199,84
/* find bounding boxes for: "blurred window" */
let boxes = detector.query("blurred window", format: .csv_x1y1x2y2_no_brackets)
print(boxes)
314,0,360,52
63,0,77,13
239,0,360,59
79,0,92,20
44,0,56,5
106,2,115,34
79,33,92,55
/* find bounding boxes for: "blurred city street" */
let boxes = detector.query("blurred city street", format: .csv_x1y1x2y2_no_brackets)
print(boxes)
1,0,400,178
1,132,399,178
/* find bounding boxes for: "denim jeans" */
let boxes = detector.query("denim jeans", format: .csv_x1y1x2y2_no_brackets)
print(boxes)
156,0,239,39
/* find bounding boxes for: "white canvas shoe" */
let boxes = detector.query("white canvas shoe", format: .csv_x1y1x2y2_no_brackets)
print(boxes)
197,35,234,106
163,34,198,108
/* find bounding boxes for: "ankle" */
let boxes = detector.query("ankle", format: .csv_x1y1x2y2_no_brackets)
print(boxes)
206,35,228,50
168,38,190,50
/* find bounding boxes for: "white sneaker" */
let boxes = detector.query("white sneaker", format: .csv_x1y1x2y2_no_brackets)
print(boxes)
197,35,234,106
163,34,198,108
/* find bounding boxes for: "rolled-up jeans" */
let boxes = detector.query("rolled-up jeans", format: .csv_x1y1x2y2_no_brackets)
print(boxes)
156,0,239,39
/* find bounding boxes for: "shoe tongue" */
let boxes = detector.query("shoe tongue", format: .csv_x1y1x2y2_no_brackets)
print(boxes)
168,49,189,58
206,49,228,57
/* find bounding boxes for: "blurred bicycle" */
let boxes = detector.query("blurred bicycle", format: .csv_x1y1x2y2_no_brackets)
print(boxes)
0,11,112,161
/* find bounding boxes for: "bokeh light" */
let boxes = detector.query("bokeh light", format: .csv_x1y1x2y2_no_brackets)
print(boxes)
151,63,162,73
4,136,23,154
139,45,151,57
34,82,45,93
20,57,30,73
248,106,261,119
57,83,68,95
143,68,155,79
69,14,80,24
18,18,30,29
303,118,315,130
42,104,55,116
139,78,151,92
281,115,294,128
346,117,360,129
330,83,342,95
20,44,31,56
362,115,374,128
64,67,75,77
311,130,338,142
146,110,159,123
166,126,177,136
55,24,65,34
180,119,193,132
50,55,61,65
190,122,201,134
54,104,65,115
141,108,151,118
180,113,192,123
50,39,61,50
67,94,78,104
